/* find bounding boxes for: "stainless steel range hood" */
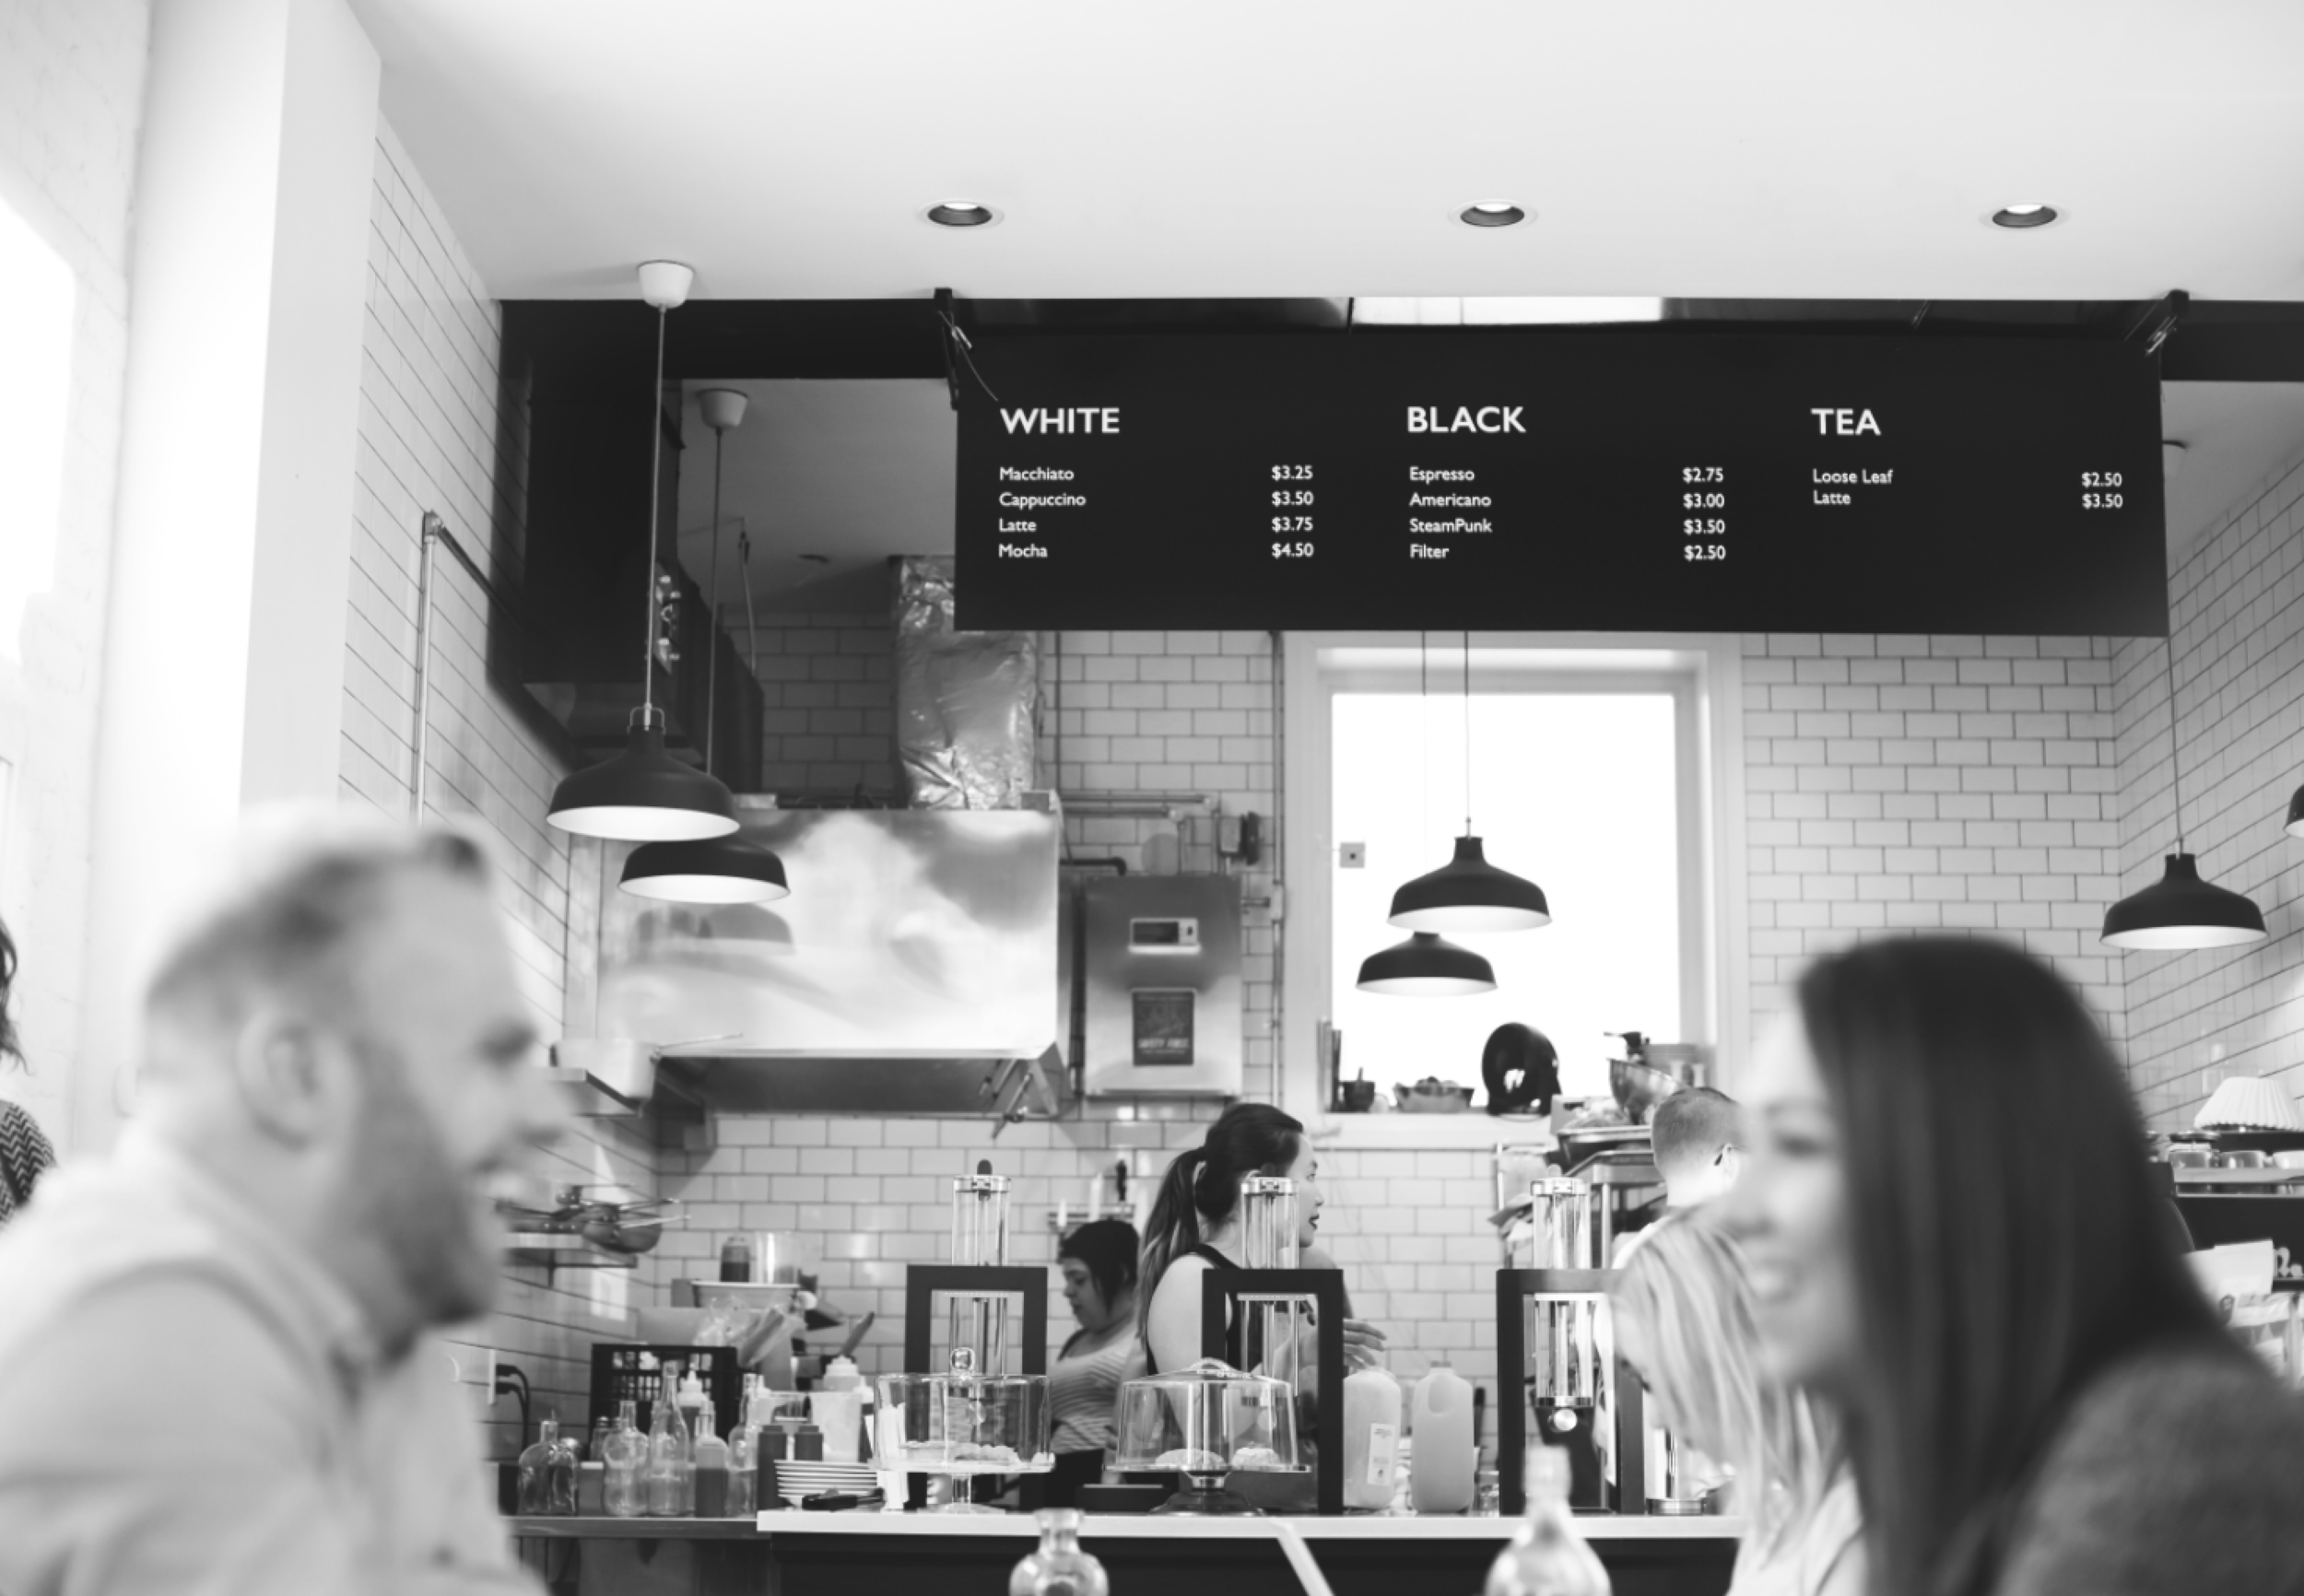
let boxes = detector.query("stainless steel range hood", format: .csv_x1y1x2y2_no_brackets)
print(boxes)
592,804,1064,1119
654,1045,1069,1121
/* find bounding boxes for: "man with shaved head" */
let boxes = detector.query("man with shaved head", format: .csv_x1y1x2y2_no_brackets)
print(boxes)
1613,1085,1748,1264
0,810,564,1595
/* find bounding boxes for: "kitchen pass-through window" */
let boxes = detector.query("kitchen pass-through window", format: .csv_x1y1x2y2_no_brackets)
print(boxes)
1298,639,1726,1110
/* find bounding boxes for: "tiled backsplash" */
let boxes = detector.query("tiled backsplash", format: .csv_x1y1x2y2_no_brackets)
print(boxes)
337,120,660,1455
716,622,2140,1414
658,1116,1510,1390
2116,444,2304,1129
1739,633,2127,1049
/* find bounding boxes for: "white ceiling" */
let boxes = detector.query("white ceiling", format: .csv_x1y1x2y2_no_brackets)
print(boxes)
351,1,2304,302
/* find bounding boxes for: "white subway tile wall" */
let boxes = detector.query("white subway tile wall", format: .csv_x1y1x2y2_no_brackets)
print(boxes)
712,623,2157,1409
339,121,661,1453
753,611,899,795
0,0,149,1151
2116,446,2304,1129
1739,633,2129,1046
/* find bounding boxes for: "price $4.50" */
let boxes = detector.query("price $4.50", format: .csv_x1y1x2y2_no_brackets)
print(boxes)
1272,542,1314,558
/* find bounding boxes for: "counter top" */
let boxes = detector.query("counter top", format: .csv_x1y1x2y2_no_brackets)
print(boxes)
511,1511,1742,1542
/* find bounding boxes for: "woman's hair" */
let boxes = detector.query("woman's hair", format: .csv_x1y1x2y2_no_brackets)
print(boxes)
0,915,21,1068
1611,1206,1840,1558
1058,1217,1140,1308
1138,1104,1304,1337
1794,936,2226,1596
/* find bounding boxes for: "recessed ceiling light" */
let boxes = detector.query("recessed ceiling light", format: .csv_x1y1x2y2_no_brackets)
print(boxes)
799,553,831,565
924,201,999,229
1459,201,1527,229
1990,204,2060,229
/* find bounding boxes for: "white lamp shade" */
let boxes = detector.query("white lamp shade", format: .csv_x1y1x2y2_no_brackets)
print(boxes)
2195,1075,2304,1132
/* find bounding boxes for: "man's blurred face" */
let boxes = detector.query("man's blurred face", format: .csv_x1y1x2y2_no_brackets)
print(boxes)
335,872,559,1328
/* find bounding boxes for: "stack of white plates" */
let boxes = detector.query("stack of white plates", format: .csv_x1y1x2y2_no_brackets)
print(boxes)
2195,1075,2304,1132
770,1461,878,1505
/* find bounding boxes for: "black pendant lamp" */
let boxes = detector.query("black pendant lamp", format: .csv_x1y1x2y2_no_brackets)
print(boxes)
2286,782,2304,840
547,263,739,843
1387,632,1551,933
622,388,790,904
1356,932,1498,995
2100,639,2266,950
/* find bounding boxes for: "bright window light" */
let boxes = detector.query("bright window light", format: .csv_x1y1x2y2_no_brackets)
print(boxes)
0,197,75,666
1356,297,1665,326
1331,689,1683,1103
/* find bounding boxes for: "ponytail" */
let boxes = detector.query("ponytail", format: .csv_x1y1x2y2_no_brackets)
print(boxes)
1136,1104,1305,1340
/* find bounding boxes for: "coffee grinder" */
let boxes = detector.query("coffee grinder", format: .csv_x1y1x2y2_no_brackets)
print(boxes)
1504,1175,1630,1512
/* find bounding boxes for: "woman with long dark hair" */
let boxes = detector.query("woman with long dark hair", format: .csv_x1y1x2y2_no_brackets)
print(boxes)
0,916,57,1226
1726,937,2304,1596
1139,1103,1385,1378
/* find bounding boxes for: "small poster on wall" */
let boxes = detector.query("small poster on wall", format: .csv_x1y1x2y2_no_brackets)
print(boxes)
1132,990,1195,1066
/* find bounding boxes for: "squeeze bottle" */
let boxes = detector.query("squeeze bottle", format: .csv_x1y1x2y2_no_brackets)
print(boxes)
1411,1358,1475,1514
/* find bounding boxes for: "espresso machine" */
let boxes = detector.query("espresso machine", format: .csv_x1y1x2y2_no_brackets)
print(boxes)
1498,1175,1643,1515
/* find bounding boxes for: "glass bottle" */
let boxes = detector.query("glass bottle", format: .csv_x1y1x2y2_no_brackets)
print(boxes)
517,1416,577,1516
726,1420,758,1518
676,1368,708,1514
1484,1446,1611,1596
1009,1508,1110,1596
603,1400,648,1519
645,1378,693,1517
692,1401,732,1517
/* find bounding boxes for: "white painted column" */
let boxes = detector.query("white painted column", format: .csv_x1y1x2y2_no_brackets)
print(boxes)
76,0,380,1149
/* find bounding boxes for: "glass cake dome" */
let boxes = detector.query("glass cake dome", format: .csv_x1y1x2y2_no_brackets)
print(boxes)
876,1346,1052,1512
1115,1357,1304,1516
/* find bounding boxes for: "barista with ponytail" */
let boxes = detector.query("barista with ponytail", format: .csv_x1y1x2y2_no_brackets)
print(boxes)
1139,1104,1387,1378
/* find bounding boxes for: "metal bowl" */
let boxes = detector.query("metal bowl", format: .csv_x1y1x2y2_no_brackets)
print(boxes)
1609,1058,1683,1126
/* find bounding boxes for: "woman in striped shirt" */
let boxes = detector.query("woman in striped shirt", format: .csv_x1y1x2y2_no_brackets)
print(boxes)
1044,1218,1141,1506
0,916,57,1228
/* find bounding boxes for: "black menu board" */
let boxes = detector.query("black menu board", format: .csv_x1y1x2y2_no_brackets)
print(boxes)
953,333,2167,636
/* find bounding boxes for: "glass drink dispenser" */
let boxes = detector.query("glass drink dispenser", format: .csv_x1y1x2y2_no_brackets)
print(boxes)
949,1164,1013,1373
1235,1175,1303,1386
1520,1176,1616,1510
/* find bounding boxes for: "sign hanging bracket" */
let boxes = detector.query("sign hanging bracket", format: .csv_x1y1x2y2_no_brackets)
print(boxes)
2128,289,2190,358
935,288,1000,410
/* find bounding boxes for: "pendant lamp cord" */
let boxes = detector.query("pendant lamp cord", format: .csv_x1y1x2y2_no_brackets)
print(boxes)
1463,629,1473,837
740,522,758,678
638,303,668,731
703,417,723,774
2162,637,2187,854
1419,630,1430,840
